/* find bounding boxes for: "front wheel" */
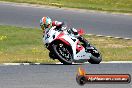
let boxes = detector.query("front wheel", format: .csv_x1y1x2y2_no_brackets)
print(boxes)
87,46,102,64
52,43,73,65
88,55,102,64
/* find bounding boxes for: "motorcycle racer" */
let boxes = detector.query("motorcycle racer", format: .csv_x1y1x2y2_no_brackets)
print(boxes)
39,16,102,64
40,16,64,32
40,16,90,51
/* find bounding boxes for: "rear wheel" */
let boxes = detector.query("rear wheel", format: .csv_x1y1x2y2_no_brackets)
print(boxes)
52,43,73,65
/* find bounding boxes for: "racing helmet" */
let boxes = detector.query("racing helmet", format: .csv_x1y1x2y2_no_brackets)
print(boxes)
40,16,52,30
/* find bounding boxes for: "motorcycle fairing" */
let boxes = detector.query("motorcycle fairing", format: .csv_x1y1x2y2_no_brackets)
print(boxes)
43,26,91,62
57,32,91,61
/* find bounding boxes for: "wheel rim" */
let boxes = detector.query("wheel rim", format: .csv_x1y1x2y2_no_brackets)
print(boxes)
57,44,72,62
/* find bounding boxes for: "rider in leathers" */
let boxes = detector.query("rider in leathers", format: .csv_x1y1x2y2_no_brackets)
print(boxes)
40,16,90,51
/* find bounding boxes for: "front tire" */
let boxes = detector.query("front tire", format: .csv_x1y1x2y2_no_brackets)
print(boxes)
88,55,102,64
49,52,57,60
88,46,102,64
52,43,73,65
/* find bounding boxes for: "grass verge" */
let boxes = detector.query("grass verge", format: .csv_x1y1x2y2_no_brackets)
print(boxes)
0,0,132,13
0,25,132,63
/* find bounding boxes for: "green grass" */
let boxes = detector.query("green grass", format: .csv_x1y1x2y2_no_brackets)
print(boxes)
0,25,57,63
0,25,132,63
1,0,132,13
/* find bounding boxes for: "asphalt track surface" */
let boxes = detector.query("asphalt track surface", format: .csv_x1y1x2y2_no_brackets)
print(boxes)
0,63,132,88
0,2,132,38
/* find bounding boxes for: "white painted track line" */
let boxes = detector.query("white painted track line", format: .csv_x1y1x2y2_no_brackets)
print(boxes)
1,61,132,65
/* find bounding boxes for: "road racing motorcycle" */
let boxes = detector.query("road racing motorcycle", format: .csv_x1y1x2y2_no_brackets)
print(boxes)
43,26,102,64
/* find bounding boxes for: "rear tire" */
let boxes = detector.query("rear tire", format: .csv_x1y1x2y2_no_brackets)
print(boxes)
52,43,73,65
